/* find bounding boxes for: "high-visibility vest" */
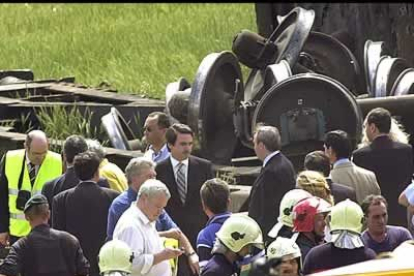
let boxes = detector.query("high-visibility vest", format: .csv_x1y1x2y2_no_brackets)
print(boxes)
5,149,62,237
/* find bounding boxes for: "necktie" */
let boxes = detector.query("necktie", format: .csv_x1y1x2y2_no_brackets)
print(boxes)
176,162,187,204
29,162,36,186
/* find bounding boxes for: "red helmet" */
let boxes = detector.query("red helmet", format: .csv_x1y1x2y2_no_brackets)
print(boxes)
292,196,331,233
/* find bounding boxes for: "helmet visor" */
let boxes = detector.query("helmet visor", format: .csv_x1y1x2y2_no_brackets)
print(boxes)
101,272,130,276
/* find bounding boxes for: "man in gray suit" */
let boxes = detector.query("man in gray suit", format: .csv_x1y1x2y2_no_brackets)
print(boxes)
324,130,380,204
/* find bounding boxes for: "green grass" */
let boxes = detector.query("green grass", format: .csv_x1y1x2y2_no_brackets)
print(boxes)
0,3,257,98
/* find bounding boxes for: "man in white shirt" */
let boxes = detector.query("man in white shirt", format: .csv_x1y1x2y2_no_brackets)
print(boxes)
113,179,182,276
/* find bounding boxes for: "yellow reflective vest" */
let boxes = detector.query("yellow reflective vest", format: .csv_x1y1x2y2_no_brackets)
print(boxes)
5,149,62,237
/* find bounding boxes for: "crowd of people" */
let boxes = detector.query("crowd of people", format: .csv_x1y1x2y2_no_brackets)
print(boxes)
0,107,414,276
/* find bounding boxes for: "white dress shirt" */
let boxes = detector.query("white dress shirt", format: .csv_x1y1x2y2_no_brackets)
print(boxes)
25,153,40,174
263,150,280,167
170,156,189,184
113,203,171,276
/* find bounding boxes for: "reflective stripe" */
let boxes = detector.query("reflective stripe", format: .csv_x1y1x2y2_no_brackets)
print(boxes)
9,188,41,196
10,213,26,220
9,188,19,195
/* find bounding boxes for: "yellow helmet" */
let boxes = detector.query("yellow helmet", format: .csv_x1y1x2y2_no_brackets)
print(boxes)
330,199,364,234
99,240,134,274
216,214,264,253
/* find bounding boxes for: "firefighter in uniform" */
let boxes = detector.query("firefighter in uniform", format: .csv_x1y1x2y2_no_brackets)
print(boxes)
267,237,302,276
201,214,264,276
0,130,62,245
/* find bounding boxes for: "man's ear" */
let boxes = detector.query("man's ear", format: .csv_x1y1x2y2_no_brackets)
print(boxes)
368,123,377,134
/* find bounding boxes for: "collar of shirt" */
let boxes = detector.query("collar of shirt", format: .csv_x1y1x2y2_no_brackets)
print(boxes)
333,158,350,168
170,156,189,170
127,187,138,202
207,212,232,225
373,133,390,141
31,223,50,233
26,152,40,172
263,150,280,167
147,144,169,162
132,203,154,227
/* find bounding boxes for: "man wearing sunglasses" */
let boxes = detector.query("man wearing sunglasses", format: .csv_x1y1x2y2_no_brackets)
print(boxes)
143,112,171,164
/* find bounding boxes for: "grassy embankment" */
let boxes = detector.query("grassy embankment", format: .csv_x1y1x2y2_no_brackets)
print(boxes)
0,3,257,99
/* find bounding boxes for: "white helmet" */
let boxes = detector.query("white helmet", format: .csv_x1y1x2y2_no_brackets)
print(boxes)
268,189,312,238
267,237,302,271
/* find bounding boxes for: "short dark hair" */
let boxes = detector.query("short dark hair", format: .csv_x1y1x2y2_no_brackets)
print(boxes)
304,150,330,177
147,112,171,129
361,194,388,216
64,135,88,163
165,123,193,146
200,178,230,214
366,107,391,134
324,130,352,159
25,204,49,220
74,151,101,181
254,123,281,152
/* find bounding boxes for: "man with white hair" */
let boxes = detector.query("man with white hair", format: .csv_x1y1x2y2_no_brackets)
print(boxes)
87,139,128,192
0,130,62,245
114,179,183,276
107,157,199,274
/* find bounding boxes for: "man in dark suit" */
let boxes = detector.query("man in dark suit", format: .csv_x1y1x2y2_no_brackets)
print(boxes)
41,135,109,218
248,124,296,242
52,151,119,276
353,107,413,226
304,150,357,204
156,123,214,276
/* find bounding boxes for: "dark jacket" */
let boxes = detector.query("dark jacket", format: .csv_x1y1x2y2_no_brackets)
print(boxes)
156,155,214,276
201,253,239,276
295,233,320,261
0,224,89,276
353,135,413,226
303,242,376,275
52,181,119,276
248,152,296,240
326,178,357,204
41,167,109,222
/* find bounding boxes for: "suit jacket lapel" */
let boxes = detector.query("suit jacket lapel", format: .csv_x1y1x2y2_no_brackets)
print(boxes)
186,156,198,201
166,157,180,200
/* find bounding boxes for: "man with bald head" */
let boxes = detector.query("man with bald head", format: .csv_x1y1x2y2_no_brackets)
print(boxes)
0,130,62,245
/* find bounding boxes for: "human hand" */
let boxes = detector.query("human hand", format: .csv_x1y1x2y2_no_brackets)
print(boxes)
187,252,200,275
0,232,9,246
161,228,182,240
162,247,183,260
